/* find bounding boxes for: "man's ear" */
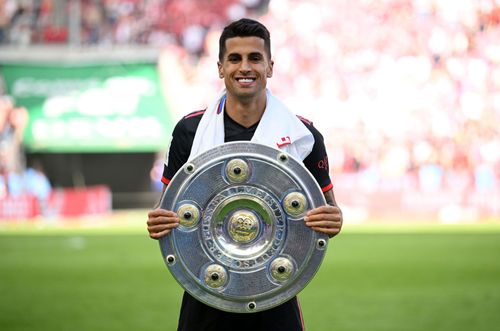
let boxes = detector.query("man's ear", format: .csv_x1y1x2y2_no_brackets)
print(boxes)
267,60,274,78
217,61,223,78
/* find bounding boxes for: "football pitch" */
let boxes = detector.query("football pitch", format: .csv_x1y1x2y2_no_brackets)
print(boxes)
1,217,499,331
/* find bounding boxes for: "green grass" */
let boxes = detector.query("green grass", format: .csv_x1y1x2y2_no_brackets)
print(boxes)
1,222,499,331
303,232,500,331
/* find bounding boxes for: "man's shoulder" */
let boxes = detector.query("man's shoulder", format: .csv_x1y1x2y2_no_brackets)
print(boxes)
183,109,206,120
174,109,206,133
296,115,312,126
296,115,323,138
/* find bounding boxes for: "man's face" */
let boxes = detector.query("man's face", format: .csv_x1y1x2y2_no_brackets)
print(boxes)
218,36,274,101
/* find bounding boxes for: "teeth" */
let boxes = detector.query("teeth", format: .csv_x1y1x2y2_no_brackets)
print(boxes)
238,78,254,83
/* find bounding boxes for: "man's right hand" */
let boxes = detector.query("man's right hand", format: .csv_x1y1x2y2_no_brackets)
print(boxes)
147,209,180,239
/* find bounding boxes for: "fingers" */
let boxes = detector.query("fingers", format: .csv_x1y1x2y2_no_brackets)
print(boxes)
149,227,177,240
305,219,342,235
305,205,342,222
305,220,342,228
147,208,180,240
306,205,341,217
147,208,177,219
147,209,178,226
310,226,341,238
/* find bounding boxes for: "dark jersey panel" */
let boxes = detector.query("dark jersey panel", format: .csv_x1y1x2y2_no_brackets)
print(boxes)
300,120,333,192
161,110,204,185
177,293,304,331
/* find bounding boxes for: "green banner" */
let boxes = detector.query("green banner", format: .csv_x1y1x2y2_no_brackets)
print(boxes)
1,63,173,152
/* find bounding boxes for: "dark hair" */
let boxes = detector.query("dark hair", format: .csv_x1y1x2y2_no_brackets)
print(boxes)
218,18,272,61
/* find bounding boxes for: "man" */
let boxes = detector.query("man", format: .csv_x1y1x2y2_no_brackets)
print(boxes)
147,18,343,331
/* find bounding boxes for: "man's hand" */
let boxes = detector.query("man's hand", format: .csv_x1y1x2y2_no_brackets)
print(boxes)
147,208,180,239
304,205,343,238
304,189,343,238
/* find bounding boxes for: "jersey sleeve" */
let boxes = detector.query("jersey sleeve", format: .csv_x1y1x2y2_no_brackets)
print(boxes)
161,120,193,185
302,122,333,193
161,111,204,186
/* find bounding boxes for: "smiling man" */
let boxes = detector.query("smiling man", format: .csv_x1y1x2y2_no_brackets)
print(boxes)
147,18,343,331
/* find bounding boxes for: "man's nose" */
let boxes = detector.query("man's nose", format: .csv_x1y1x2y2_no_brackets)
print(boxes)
239,59,251,72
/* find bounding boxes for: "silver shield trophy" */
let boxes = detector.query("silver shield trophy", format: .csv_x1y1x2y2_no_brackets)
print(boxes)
159,142,329,313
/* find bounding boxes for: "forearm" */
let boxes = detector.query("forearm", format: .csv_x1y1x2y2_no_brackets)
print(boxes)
323,189,338,207
153,185,168,209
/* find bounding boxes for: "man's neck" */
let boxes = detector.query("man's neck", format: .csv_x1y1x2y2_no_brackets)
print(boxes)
225,94,267,128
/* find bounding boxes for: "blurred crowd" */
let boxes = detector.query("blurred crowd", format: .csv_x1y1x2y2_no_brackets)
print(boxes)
1,0,499,200
159,0,500,196
260,0,500,195
0,0,268,53
0,96,51,202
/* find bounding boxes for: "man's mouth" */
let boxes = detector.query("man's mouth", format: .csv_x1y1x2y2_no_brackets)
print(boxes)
236,78,256,83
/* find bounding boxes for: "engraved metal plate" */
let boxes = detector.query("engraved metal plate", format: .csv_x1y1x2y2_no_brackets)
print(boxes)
159,142,329,313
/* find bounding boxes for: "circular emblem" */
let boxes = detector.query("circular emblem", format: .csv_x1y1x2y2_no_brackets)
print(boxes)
225,158,250,183
270,257,295,282
176,203,200,228
283,192,308,217
227,210,259,243
204,264,228,289
159,142,328,313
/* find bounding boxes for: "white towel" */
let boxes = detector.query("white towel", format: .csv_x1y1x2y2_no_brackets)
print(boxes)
188,89,314,161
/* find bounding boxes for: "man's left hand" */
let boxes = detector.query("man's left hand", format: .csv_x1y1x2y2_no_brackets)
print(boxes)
304,205,343,238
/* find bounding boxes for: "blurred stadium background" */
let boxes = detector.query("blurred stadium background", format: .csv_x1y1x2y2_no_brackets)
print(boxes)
0,0,499,330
